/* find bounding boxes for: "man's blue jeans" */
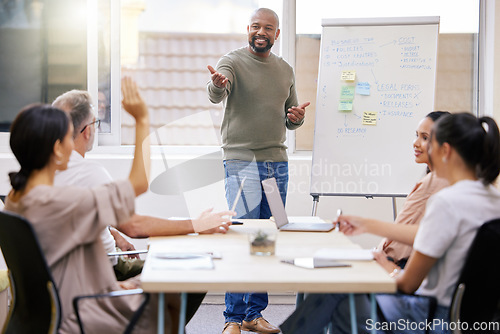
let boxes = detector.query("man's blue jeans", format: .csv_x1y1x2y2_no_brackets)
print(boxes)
223,159,288,323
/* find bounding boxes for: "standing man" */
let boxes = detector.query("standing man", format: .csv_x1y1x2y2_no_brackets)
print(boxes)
207,8,309,334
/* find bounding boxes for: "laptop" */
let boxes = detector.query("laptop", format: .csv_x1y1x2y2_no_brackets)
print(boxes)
261,178,335,232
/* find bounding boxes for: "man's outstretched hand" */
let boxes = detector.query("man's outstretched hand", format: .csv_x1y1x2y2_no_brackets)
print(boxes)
207,65,228,89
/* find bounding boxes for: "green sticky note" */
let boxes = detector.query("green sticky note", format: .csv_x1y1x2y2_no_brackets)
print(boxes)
340,86,355,100
339,100,353,111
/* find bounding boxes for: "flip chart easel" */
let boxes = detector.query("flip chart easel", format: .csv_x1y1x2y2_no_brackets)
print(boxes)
310,17,439,217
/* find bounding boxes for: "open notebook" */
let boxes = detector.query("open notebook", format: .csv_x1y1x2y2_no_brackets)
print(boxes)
261,178,334,232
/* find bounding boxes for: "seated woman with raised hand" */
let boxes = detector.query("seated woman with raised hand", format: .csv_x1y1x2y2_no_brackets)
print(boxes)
281,112,500,334
4,77,234,333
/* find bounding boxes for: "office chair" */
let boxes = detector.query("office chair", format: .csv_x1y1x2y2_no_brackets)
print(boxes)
73,288,150,334
448,218,500,334
0,211,61,334
0,211,149,334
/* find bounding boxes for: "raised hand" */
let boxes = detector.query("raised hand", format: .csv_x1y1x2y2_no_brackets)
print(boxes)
121,76,148,121
207,65,229,89
122,75,150,196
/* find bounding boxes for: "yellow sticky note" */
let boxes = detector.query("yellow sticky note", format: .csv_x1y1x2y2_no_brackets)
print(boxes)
341,70,356,81
362,111,377,125
339,100,353,111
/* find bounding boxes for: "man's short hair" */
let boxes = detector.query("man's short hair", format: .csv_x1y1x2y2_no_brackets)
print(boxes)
52,90,93,139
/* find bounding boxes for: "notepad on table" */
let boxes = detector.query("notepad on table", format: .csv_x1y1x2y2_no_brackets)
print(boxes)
150,253,214,270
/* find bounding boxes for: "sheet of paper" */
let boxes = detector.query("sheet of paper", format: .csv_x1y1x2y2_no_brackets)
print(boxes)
150,253,215,270
362,111,377,125
313,248,374,261
356,82,370,95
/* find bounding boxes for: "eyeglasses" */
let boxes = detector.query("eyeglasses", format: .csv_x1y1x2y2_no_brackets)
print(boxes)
80,119,101,133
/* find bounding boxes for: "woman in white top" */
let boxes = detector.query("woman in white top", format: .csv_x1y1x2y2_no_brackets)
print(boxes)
281,113,500,334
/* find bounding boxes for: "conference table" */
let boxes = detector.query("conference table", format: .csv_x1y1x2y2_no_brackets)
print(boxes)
140,220,396,334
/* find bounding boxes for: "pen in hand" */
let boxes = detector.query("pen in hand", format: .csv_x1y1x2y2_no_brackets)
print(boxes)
231,176,246,212
336,209,342,230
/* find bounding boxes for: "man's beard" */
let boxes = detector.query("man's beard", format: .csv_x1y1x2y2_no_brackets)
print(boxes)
249,36,273,53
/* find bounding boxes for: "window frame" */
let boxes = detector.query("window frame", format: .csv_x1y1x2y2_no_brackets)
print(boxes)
0,0,489,154
88,0,298,155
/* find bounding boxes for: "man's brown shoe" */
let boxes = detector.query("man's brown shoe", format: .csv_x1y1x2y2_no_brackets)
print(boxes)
241,317,280,333
222,322,241,334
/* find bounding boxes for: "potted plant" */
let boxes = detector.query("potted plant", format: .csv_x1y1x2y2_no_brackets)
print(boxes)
249,230,276,256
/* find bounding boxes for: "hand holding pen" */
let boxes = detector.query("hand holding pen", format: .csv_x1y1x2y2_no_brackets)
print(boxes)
336,211,371,236
335,208,342,230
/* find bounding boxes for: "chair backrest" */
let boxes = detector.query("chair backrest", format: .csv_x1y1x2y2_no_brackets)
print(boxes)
0,211,61,334
449,218,500,333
